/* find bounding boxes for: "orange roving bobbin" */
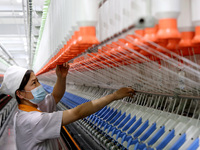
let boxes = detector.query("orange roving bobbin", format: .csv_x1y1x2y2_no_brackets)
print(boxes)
192,26,200,45
179,32,194,48
178,32,195,56
134,29,153,57
109,41,129,64
70,31,83,53
77,26,99,49
157,19,180,40
117,39,135,55
157,19,181,52
116,39,136,65
133,29,144,52
167,39,180,51
143,25,158,45
142,25,158,56
134,29,152,57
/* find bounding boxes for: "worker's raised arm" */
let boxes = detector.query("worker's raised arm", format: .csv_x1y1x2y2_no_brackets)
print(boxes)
52,63,69,104
62,87,135,126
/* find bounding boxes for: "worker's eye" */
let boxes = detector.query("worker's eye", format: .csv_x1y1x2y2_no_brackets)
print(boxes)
32,81,36,85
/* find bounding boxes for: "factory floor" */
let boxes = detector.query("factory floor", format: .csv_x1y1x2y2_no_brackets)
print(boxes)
0,108,17,150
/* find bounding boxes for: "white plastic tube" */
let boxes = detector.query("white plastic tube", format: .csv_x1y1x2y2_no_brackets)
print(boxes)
191,0,200,26
76,0,98,26
178,0,194,32
65,0,72,41
108,0,114,38
130,0,149,27
100,1,108,41
69,1,76,38
153,0,180,19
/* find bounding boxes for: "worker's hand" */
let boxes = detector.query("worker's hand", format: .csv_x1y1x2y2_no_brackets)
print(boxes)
56,62,70,78
112,87,135,100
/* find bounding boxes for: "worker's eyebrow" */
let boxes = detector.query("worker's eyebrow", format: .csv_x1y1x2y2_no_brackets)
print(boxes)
30,78,38,83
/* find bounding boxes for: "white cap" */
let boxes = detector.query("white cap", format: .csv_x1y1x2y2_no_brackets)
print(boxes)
0,66,28,98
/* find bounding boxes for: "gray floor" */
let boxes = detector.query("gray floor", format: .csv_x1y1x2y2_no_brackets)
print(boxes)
0,109,17,150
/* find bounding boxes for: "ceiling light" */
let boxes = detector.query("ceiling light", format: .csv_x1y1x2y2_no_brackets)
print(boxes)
19,12,23,16
22,38,27,43
16,0,22,3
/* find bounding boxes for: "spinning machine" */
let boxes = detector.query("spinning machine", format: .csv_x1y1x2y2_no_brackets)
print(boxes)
33,0,200,149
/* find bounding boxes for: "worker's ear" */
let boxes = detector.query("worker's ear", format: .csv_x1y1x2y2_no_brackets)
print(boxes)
16,90,25,99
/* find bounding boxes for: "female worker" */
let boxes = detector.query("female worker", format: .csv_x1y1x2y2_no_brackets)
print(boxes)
0,63,135,150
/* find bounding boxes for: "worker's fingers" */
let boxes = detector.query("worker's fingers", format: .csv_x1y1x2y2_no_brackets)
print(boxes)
57,62,69,68
127,87,135,94
63,62,68,67
127,93,134,98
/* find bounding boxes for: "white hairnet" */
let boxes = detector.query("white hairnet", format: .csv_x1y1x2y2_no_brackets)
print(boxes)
0,66,28,98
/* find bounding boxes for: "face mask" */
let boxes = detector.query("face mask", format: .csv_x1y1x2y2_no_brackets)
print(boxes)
24,85,47,104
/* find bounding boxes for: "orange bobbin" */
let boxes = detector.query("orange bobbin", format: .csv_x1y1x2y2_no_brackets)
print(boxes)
123,30,144,62
135,29,153,57
121,54,134,65
157,18,181,52
55,48,69,65
143,25,158,45
103,50,116,67
98,48,112,66
192,26,200,45
74,57,83,68
179,32,194,47
95,51,104,62
77,26,99,49
97,49,107,62
134,29,144,51
94,56,105,69
92,53,101,64
125,30,144,53
167,39,180,51
133,29,152,59
104,44,114,59
193,46,200,55
120,54,132,65
117,39,134,55
94,56,104,69
49,59,57,70
157,18,181,40
141,25,158,57
125,35,138,51
110,42,128,64
84,59,92,70
178,32,195,56
104,43,117,59
87,53,99,70
36,27,99,75
70,31,83,53
112,42,124,55
155,39,168,53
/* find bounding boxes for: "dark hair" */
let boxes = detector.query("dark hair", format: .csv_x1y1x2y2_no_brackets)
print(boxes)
15,70,33,104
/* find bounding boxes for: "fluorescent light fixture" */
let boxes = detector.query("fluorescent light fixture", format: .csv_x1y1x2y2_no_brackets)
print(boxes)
16,0,22,3
22,38,27,43
19,12,23,16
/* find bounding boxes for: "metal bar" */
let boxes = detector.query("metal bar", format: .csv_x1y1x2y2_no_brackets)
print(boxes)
26,0,32,68
0,43,19,65
134,90,200,100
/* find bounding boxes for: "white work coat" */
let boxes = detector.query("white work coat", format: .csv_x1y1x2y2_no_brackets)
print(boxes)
14,94,63,150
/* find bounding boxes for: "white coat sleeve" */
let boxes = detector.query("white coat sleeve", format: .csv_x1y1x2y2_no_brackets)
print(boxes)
29,111,63,142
